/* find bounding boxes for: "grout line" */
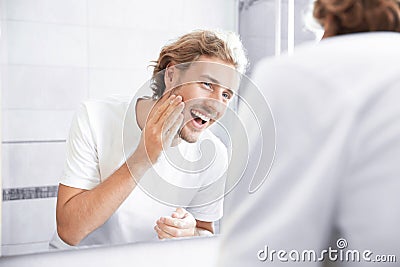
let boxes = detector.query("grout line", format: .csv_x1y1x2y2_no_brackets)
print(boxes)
3,185,59,201
1,18,86,27
4,63,87,69
2,140,66,144
3,108,76,111
4,63,144,71
2,240,54,246
1,17,159,35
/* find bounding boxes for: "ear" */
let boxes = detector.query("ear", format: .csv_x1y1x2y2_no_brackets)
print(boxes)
164,64,175,91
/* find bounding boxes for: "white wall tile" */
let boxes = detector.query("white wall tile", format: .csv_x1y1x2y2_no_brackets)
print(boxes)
182,0,236,32
0,21,9,65
2,241,50,256
2,65,88,110
2,142,66,188
6,21,87,66
87,0,125,27
3,0,87,25
133,29,186,71
125,0,185,31
88,27,141,69
88,28,171,69
88,68,151,99
2,198,56,245
2,110,75,142
88,0,184,31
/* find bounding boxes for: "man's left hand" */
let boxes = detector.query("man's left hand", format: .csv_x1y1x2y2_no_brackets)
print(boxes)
154,208,196,239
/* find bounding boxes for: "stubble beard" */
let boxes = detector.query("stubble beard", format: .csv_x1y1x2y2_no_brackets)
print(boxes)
178,124,201,143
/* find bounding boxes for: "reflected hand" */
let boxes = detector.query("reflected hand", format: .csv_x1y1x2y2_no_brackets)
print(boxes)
154,208,196,239
135,94,184,165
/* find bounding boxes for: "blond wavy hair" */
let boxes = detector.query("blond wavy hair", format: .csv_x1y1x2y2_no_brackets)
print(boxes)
313,0,400,37
150,30,248,99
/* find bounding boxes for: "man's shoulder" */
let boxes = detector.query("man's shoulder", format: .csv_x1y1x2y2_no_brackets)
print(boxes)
82,95,131,115
256,32,400,72
78,95,131,123
75,95,133,137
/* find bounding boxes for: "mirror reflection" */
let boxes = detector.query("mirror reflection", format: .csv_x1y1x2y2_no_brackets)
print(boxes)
51,42,247,248
1,0,315,256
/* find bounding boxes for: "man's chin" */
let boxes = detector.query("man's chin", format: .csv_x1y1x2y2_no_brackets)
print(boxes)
180,134,199,143
179,128,202,143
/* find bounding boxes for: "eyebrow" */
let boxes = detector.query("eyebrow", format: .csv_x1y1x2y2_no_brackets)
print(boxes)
199,74,234,95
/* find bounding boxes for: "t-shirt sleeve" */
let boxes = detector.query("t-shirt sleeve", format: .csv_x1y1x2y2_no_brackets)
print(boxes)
60,104,101,190
186,180,225,222
186,137,228,222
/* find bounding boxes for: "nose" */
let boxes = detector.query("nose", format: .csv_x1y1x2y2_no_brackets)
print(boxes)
206,89,227,115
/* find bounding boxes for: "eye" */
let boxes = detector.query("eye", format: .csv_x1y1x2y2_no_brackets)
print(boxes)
202,82,213,89
222,91,232,100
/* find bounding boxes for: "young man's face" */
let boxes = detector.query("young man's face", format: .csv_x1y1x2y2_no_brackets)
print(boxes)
166,56,238,143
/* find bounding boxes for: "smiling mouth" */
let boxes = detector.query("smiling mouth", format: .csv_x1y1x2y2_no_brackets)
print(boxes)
190,109,212,126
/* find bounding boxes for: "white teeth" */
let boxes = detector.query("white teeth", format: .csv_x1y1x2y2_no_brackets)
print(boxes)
191,110,210,122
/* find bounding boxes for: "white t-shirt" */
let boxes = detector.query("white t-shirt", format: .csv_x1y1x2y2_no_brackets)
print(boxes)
51,95,228,247
219,32,400,266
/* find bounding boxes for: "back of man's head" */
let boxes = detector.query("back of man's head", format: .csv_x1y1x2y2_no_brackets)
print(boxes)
313,0,400,38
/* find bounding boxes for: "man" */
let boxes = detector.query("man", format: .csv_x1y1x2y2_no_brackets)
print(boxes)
219,0,400,266
50,30,247,247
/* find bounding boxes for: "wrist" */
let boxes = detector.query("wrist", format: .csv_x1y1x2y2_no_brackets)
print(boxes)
126,150,152,180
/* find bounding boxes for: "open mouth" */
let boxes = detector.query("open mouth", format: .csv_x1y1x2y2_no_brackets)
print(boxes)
190,109,211,127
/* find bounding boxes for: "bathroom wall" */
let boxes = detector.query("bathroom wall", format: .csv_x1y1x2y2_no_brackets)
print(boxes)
0,0,237,256
239,0,316,74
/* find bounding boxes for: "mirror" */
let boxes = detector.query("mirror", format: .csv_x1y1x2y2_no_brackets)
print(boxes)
1,0,316,256
0,0,239,256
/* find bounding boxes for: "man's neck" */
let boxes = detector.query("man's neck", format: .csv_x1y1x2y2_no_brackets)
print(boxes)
135,97,154,131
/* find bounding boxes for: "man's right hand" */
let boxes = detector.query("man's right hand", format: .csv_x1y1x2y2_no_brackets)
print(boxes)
135,94,184,165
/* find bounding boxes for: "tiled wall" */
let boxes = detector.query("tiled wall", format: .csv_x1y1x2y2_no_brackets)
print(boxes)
1,0,237,256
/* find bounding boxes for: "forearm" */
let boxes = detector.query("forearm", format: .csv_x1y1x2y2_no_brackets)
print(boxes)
57,154,150,245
